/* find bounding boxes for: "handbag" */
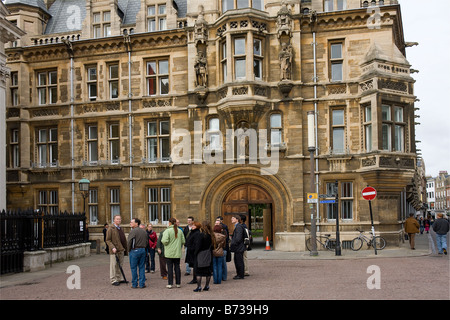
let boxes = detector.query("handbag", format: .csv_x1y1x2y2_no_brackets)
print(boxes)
226,249,231,262
197,249,211,267
213,245,223,257
244,228,250,246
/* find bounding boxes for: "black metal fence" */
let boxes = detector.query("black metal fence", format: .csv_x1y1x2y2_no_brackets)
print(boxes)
0,209,86,275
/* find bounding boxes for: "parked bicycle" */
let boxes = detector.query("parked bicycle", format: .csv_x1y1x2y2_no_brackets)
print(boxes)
305,233,336,251
351,229,386,251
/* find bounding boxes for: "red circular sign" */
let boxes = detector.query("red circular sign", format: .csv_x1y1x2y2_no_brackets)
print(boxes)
362,186,377,201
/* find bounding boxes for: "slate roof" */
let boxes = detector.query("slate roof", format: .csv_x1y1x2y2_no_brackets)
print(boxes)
4,0,50,14
45,0,86,34
5,0,187,34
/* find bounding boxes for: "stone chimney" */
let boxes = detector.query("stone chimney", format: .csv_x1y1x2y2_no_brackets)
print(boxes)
45,0,57,9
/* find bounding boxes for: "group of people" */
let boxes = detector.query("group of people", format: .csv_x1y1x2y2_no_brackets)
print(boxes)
404,212,449,255
104,214,251,291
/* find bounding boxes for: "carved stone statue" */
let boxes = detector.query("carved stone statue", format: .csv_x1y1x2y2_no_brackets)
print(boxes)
279,43,293,80
194,51,208,87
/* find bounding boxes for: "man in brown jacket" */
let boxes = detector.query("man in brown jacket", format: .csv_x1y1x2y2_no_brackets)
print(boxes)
404,213,420,250
106,215,128,285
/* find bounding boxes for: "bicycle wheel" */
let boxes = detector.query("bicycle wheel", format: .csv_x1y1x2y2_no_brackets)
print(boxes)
305,237,313,251
325,239,336,251
373,236,386,250
351,237,363,251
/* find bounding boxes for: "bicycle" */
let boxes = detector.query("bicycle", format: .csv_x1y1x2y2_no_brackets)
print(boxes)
305,233,336,251
351,229,386,251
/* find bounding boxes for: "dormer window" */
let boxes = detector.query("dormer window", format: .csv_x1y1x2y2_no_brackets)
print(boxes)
222,0,264,13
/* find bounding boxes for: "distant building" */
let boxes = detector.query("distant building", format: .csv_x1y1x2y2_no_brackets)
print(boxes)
435,171,449,214
426,176,436,212
4,0,423,249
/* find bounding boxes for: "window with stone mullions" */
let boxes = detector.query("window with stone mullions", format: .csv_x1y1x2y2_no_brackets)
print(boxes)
381,104,405,152
148,187,171,224
37,70,57,105
146,59,169,95
253,38,263,80
222,0,263,12
37,127,58,167
146,120,170,162
331,109,345,154
147,4,166,32
93,11,111,38
234,38,246,80
11,72,19,106
330,42,343,82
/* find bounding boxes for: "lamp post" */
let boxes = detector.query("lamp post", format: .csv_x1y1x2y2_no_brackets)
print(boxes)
334,180,342,256
78,178,90,214
307,111,318,256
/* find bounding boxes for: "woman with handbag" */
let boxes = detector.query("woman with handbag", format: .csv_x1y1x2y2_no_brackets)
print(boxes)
192,221,215,292
212,225,227,284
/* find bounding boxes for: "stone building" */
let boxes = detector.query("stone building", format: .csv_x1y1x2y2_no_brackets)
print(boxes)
4,0,422,250
1,0,24,210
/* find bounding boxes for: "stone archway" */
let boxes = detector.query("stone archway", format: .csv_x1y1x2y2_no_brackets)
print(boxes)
200,166,292,250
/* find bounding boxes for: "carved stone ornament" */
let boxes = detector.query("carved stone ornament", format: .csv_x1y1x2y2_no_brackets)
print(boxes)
194,6,208,46
277,1,293,39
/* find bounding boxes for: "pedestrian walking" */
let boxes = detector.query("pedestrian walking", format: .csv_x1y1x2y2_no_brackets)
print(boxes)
432,213,450,255
161,217,185,288
146,223,157,273
404,213,420,250
103,223,109,254
230,214,246,279
424,216,431,233
105,215,128,286
192,221,214,292
156,228,168,280
127,218,148,288
183,216,195,276
212,224,226,284
419,217,424,234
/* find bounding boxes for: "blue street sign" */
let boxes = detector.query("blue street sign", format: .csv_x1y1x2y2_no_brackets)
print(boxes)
320,200,336,204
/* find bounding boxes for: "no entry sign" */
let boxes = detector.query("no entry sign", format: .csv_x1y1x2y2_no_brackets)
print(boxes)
362,186,377,201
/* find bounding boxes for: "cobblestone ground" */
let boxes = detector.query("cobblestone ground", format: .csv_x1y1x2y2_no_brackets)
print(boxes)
1,252,448,301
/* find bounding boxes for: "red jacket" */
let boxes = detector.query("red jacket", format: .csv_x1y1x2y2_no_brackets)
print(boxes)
148,230,157,249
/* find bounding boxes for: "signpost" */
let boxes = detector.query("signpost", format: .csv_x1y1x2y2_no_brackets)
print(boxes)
362,186,377,255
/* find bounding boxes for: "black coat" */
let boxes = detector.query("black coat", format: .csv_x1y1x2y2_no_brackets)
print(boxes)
230,223,246,253
185,228,200,267
193,231,213,276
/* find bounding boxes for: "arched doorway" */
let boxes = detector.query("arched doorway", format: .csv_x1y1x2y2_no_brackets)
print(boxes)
222,184,274,245
200,166,293,250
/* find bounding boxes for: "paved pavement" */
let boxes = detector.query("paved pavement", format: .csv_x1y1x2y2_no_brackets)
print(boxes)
0,229,448,302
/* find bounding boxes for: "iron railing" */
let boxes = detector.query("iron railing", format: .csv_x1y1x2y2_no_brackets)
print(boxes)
0,209,86,274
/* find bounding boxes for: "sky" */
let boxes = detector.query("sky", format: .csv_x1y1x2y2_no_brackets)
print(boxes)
399,0,450,177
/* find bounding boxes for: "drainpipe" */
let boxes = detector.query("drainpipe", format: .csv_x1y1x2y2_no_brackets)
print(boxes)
124,31,133,220
64,39,75,214
310,12,320,233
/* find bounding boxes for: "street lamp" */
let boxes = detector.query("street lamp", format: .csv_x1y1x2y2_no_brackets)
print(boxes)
307,111,318,256
78,178,90,214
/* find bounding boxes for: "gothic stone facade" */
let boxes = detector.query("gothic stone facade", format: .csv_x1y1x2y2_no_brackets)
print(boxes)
5,0,420,250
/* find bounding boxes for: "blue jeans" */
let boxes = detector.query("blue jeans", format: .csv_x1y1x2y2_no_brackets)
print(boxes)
436,234,448,254
222,250,228,281
129,248,146,288
213,255,225,284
